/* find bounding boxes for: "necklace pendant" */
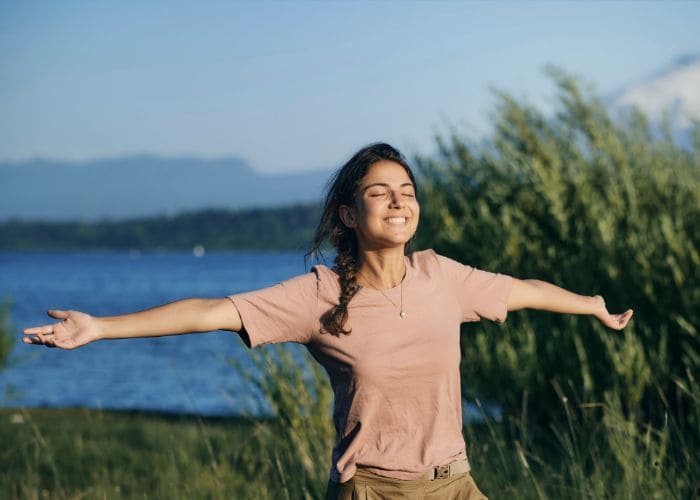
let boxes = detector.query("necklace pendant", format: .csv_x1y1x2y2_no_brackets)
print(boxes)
400,310,407,318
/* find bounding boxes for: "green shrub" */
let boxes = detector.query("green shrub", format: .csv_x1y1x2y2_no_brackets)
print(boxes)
415,70,699,437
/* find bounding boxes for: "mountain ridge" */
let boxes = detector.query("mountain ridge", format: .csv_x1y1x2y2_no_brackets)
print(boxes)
0,155,333,222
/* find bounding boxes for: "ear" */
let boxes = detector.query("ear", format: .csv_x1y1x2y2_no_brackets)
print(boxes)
338,205,358,228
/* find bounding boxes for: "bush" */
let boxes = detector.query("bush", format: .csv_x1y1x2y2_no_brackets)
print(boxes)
414,69,699,446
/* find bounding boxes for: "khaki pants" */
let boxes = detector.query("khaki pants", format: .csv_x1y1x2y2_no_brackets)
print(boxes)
326,467,488,500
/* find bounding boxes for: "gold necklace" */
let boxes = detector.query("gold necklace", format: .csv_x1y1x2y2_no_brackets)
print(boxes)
357,270,406,318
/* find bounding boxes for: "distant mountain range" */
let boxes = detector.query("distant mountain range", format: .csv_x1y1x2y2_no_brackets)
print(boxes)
607,53,700,147
0,156,332,221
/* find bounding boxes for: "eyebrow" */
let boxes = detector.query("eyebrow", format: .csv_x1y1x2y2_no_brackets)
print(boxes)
361,182,415,192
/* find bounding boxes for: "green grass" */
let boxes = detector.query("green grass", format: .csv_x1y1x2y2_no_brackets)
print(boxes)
2,398,696,500
2,346,697,499
0,408,268,499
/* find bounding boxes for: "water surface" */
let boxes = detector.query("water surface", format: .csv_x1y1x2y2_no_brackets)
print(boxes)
0,250,309,416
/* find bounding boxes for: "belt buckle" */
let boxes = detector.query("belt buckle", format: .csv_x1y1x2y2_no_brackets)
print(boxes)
435,464,450,480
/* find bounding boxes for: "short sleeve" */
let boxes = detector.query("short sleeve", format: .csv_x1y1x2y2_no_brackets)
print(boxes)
435,253,513,323
227,270,319,348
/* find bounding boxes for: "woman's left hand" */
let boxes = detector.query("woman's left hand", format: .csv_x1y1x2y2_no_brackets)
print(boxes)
591,295,634,330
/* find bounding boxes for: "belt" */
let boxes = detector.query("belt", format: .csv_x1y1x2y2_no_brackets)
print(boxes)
422,459,470,480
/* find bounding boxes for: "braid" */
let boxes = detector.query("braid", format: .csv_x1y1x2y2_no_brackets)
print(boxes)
321,232,360,335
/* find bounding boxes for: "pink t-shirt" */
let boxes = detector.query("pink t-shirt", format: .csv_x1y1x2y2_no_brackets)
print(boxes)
228,249,513,482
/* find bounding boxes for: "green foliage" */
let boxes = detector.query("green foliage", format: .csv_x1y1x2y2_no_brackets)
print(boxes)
227,344,335,499
0,203,322,251
414,69,699,459
464,378,698,499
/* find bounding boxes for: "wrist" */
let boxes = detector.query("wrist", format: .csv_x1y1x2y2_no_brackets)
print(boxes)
589,295,606,316
94,316,109,341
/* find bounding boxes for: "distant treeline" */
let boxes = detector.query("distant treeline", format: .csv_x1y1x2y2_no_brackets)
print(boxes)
0,203,323,251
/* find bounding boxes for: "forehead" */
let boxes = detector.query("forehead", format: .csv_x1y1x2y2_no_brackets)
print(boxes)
361,160,413,186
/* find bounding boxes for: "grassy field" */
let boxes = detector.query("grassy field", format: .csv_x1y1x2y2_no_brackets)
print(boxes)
2,396,697,500
1,408,269,499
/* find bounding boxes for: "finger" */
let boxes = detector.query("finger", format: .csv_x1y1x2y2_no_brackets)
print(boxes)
620,311,633,327
23,334,42,345
614,310,633,329
24,333,61,348
24,333,47,345
24,325,55,335
24,336,49,346
38,333,59,348
48,310,69,319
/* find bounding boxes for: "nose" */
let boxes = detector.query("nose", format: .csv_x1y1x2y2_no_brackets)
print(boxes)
389,190,403,208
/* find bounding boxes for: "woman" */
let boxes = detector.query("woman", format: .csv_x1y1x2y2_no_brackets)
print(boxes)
24,143,633,499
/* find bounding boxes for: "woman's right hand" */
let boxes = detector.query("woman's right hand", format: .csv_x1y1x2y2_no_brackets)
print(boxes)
23,310,101,350
23,298,242,347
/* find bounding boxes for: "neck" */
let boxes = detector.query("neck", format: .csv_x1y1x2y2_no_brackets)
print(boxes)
356,246,406,289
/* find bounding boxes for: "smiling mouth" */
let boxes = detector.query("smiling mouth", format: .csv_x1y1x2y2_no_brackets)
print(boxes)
385,217,407,225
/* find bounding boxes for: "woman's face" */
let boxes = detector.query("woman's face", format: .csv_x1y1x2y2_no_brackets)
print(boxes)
340,160,420,251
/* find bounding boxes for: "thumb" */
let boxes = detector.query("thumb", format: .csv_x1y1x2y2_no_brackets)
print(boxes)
47,309,69,319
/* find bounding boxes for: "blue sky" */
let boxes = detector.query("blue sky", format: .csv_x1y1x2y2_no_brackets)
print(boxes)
1,1,698,172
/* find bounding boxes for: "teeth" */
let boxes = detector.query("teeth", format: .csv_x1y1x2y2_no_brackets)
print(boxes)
386,217,406,224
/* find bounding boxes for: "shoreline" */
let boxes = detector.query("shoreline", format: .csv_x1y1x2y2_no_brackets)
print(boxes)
0,406,275,424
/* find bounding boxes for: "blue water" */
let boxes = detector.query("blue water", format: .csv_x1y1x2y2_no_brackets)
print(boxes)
0,250,311,416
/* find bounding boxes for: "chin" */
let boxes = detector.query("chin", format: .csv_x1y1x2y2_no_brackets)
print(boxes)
381,234,416,249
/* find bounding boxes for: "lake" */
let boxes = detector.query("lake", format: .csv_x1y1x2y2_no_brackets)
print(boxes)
0,250,312,416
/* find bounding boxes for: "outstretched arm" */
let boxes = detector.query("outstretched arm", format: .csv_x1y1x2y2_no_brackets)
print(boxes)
507,278,633,330
23,298,242,350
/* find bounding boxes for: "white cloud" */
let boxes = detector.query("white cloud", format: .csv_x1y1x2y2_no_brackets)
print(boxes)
613,55,700,130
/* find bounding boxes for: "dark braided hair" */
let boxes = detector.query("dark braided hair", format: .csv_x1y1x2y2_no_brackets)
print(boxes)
307,142,418,335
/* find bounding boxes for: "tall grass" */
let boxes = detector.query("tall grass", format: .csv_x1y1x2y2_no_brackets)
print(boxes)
236,344,699,499
227,344,335,499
